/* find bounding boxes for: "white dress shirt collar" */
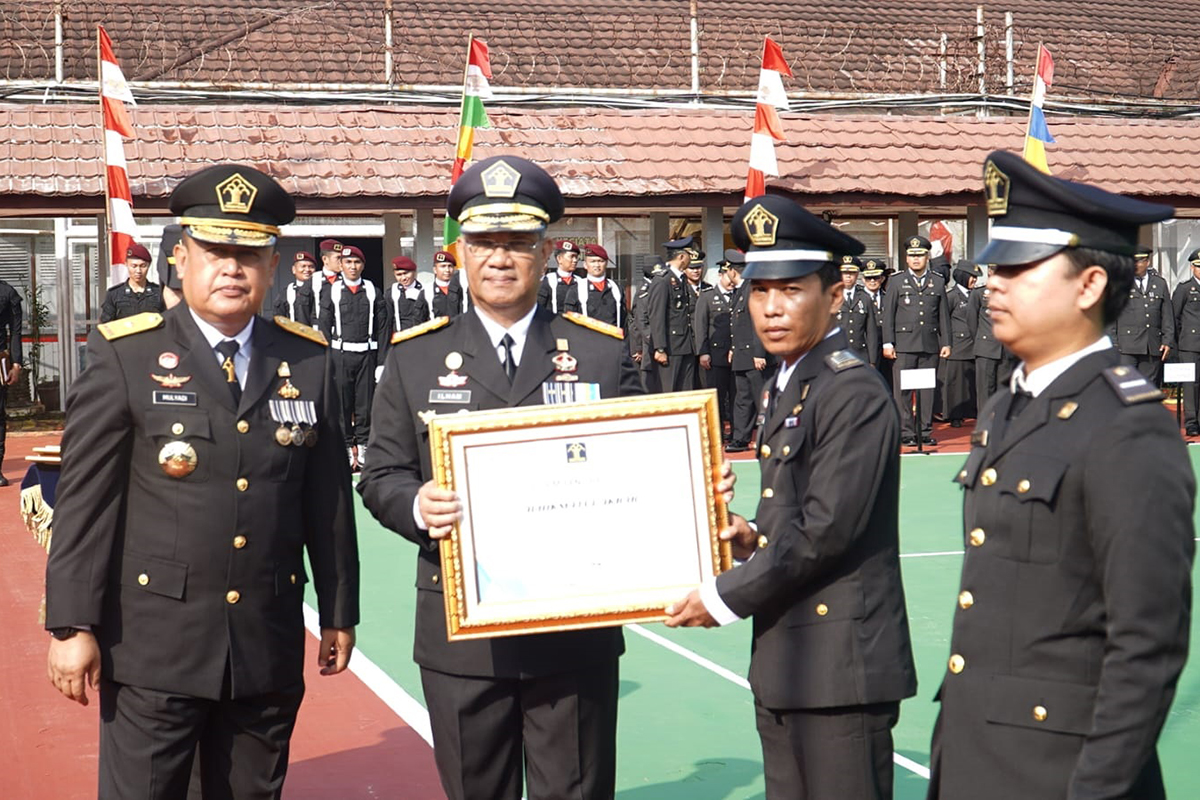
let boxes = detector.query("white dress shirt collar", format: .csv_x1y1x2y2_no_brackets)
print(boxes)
1011,336,1112,398
188,308,254,388
473,304,538,367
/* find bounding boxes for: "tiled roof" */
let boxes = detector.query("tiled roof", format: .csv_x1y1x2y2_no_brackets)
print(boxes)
4,1,1200,100
5,103,1200,211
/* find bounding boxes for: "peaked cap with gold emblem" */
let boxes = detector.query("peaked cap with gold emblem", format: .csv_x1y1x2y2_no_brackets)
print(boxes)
447,155,565,234
731,194,864,280
169,164,295,248
861,257,888,278
978,150,1174,266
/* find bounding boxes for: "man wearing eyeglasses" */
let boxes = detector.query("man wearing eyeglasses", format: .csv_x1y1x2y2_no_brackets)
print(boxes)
359,155,645,800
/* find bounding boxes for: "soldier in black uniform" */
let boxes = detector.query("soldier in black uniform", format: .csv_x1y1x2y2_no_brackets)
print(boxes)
426,249,468,319
535,239,581,314
630,259,663,393
45,164,359,799
944,260,980,426
861,258,889,389
359,155,643,800
834,255,879,365
648,236,696,392
666,194,916,800
1172,248,1200,435
569,243,627,331
1109,244,1173,385
100,243,166,323
966,282,1016,408
273,250,317,326
0,274,22,486
311,238,343,321
728,249,771,452
384,255,430,337
694,260,736,438
929,150,1192,800
883,235,951,445
319,245,388,471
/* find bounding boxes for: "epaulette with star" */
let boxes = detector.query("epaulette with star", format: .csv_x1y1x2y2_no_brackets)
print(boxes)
1102,364,1163,404
273,316,327,346
562,312,624,339
391,316,451,345
98,312,163,341
825,349,865,372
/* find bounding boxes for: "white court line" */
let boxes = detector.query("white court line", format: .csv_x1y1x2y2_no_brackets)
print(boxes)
900,550,965,558
302,604,433,746
900,451,963,457
627,623,931,780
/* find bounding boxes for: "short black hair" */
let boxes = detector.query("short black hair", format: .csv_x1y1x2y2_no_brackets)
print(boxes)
816,261,842,290
1061,246,1134,326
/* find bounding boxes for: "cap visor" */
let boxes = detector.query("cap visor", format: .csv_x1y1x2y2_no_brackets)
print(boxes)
184,224,276,248
742,260,826,281
976,239,1065,266
459,214,547,234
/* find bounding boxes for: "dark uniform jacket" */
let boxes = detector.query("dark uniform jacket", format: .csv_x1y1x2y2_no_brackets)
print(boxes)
931,349,1194,800
648,268,695,357
100,281,165,323
1110,273,1175,355
273,280,316,326
630,278,655,363
731,281,769,372
834,286,880,364
427,274,468,319
568,278,626,331
1172,277,1200,353
694,286,734,368
382,281,432,361
44,307,360,700
536,272,579,315
966,287,1003,359
946,285,975,361
318,279,389,367
883,270,951,353
0,280,23,363
715,333,917,710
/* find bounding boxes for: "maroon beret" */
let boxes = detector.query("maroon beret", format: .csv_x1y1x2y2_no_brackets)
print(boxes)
583,243,609,261
319,239,342,253
293,251,316,264
126,243,151,262
554,240,579,253
392,256,417,271
341,245,365,260
433,250,457,266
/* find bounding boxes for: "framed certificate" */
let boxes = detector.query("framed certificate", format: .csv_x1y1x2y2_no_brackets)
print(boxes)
428,389,731,640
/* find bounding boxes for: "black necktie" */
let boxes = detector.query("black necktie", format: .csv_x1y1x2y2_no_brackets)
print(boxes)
500,334,516,383
215,339,242,404
1008,387,1033,420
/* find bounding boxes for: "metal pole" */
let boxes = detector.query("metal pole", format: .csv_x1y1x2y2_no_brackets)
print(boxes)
384,0,394,88
914,388,924,453
976,5,986,117
54,1,63,83
939,34,947,90
689,0,700,101
1005,12,1014,95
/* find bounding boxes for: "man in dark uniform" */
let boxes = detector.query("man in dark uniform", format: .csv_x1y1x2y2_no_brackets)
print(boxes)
684,248,714,302
384,255,431,341
0,273,22,486
728,249,771,452
861,257,890,390
359,155,643,800
1172,248,1200,435
273,251,317,326
965,281,1017,408
569,243,626,331
426,249,467,319
883,235,951,445
311,238,342,321
319,245,388,471
928,151,1193,800
694,259,736,438
944,260,980,427
45,164,359,799
100,243,166,323
666,194,916,800
834,255,879,365
1110,242,1173,385
630,259,664,393
535,239,581,314
648,236,696,393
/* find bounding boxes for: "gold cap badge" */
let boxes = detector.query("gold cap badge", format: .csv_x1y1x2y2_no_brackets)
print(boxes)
984,159,1011,217
742,204,779,247
481,160,521,199
216,173,257,214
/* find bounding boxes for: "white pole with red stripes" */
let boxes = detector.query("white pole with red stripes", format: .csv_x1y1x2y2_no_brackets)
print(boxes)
98,25,138,286
744,37,792,202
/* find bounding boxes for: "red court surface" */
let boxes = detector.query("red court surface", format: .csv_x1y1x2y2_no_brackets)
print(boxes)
0,432,442,800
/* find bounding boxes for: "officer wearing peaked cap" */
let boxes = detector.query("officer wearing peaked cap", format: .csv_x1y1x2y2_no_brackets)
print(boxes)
666,194,916,800
944,260,981,426
928,151,1192,800
1172,248,1200,435
358,154,646,800
630,257,665,392
101,242,166,323
728,247,772,451
860,257,890,388
834,254,880,365
1109,241,1174,386
648,235,697,392
45,164,359,798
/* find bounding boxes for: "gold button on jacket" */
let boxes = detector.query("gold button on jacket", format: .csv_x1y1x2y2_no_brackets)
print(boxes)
236,420,250,433
226,590,241,604
958,590,974,609
236,478,249,492
1033,705,1048,722
137,573,149,586
233,535,247,549
968,528,986,546
948,654,965,673
980,468,997,486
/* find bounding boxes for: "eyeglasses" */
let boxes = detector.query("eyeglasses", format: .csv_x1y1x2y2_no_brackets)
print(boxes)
463,238,541,258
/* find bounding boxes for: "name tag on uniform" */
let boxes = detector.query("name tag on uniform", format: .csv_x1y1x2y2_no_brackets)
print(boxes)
153,391,197,406
429,389,471,404
784,416,799,428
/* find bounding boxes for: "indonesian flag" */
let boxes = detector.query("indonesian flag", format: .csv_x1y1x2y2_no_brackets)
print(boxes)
444,38,493,247
745,37,791,202
1022,45,1056,174
99,25,139,284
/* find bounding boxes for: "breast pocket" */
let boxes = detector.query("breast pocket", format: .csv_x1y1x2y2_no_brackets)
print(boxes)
145,409,214,483
995,454,1069,563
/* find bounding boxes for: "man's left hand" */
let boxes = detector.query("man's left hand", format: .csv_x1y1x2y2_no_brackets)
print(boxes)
6,362,20,386
318,627,356,675
1160,344,1171,361
939,346,951,359
664,590,717,628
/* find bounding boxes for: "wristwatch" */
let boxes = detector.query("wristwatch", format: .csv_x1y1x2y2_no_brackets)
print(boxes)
49,627,81,641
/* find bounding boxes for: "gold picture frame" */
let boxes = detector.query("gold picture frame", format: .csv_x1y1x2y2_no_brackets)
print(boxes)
428,389,731,641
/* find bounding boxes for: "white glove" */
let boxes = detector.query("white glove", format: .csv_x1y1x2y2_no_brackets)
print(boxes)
374,365,385,383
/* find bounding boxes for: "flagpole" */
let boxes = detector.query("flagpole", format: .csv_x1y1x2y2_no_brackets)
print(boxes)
1022,43,1040,143
449,34,473,265
97,24,112,279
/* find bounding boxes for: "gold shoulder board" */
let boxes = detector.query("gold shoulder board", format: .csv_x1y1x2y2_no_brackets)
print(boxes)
273,316,328,346
391,316,451,345
1102,365,1163,405
825,349,864,372
98,312,163,341
562,312,624,340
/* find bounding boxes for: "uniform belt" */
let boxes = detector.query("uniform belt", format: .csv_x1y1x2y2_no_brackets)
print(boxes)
331,340,377,352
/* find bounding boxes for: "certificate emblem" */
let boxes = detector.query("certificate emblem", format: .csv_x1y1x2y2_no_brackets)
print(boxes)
565,442,588,463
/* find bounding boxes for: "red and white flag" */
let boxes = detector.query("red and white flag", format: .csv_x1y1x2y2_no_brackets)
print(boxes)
745,37,792,202
99,25,139,284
